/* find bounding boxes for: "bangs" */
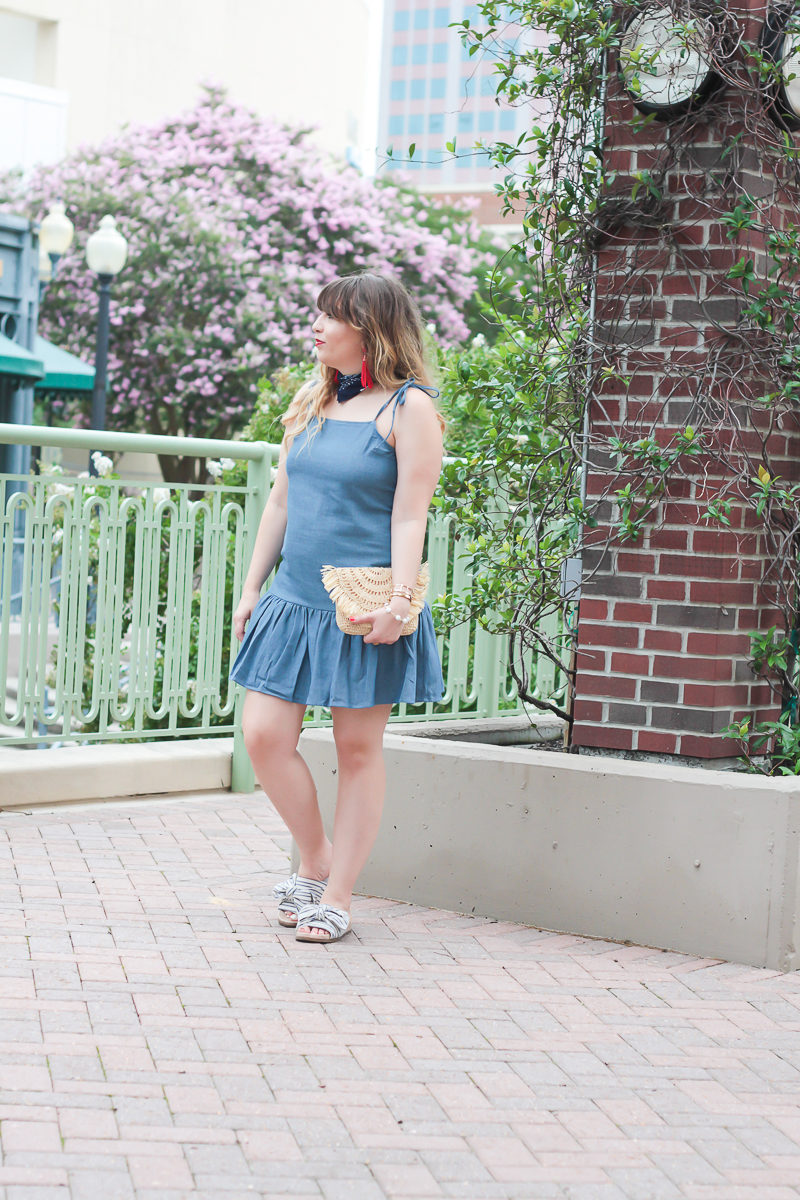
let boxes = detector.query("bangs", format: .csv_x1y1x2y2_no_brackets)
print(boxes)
316,277,361,325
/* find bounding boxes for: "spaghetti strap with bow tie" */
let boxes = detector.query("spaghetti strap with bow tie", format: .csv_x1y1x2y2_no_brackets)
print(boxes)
374,377,440,439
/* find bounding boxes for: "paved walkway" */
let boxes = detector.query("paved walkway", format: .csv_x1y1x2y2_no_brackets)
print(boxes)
0,791,799,1200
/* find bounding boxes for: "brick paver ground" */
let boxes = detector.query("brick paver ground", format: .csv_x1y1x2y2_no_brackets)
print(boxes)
0,790,799,1200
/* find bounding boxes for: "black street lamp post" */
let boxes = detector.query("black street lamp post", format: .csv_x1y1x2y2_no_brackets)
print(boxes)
85,215,127,475
90,273,113,436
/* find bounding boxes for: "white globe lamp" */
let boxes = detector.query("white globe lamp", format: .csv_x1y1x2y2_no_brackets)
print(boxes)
85,214,128,277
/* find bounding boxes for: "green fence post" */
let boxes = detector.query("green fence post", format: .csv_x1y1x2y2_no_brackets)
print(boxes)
473,615,502,717
230,443,270,793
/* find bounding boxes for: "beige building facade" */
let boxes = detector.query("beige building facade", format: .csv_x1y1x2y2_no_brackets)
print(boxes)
0,0,371,172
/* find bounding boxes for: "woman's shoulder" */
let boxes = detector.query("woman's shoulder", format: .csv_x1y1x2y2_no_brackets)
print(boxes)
393,381,444,450
397,380,440,414
404,382,437,399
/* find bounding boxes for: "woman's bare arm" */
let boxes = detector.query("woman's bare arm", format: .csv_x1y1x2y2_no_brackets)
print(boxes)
333,387,443,646
241,437,290,594
233,422,294,641
390,387,444,594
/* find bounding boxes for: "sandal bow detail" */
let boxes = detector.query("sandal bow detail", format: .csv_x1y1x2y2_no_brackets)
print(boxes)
272,873,327,928
294,902,352,943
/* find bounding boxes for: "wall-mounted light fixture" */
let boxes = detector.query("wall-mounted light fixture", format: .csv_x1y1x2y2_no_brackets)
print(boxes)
619,6,721,120
760,3,800,131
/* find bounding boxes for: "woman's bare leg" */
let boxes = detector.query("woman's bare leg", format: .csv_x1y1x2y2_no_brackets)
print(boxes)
296,703,391,938
241,690,332,881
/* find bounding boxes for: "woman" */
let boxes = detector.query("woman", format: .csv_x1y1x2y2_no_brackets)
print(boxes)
230,272,445,944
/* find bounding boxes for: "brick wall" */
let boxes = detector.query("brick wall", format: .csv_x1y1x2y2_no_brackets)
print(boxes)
572,0,800,759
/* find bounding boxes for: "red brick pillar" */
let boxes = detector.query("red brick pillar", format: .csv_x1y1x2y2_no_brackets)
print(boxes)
571,0,800,760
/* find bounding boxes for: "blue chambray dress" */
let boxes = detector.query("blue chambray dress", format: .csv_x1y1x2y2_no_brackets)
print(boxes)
229,379,445,708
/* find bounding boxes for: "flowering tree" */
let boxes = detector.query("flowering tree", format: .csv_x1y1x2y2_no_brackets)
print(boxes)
2,86,494,482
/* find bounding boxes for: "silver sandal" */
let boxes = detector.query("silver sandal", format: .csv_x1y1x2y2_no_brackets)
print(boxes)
294,902,351,943
273,873,327,927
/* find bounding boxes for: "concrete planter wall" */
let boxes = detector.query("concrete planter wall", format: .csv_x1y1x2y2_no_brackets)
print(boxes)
297,728,800,971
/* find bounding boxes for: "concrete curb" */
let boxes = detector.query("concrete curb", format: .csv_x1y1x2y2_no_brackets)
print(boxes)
0,738,233,807
389,714,565,744
297,727,800,971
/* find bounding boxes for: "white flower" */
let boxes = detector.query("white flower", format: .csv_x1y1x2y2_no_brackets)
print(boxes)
52,482,72,496
152,487,171,504
426,322,437,336
270,467,278,483
219,457,235,472
91,452,114,477
207,460,223,479
472,333,486,348
77,471,90,479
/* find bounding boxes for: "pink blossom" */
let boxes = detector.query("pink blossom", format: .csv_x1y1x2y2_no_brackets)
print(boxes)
4,85,494,442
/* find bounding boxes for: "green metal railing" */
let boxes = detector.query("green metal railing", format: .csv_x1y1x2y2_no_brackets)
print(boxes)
0,423,568,790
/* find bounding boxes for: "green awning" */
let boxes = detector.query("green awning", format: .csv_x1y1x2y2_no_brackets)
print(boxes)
34,335,94,393
0,333,45,383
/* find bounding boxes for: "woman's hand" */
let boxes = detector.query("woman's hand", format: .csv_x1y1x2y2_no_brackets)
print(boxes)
233,587,262,641
350,600,411,645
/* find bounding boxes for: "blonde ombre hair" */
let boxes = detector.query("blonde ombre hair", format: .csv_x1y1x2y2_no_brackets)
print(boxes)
282,273,445,447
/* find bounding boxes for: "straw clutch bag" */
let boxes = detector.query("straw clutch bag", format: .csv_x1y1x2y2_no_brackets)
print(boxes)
320,563,430,635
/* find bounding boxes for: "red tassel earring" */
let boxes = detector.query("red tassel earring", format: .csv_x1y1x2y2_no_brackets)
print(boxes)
361,351,374,389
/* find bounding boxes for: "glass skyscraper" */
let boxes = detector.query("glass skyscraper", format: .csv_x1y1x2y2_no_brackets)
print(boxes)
377,0,544,229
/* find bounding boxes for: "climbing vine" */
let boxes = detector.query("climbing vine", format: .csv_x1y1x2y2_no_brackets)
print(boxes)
429,0,800,769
